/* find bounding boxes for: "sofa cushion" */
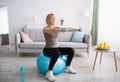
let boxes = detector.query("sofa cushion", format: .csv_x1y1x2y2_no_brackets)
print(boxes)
19,32,33,43
71,32,84,43
58,32,73,42
19,42,45,49
19,42,87,49
58,42,87,48
22,27,74,42
22,28,45,42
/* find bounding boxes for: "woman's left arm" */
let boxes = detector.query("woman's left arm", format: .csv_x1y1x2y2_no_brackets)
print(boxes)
57,27,82,32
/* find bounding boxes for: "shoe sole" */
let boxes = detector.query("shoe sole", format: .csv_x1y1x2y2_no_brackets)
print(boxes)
65,70,76,74
45,75,56,82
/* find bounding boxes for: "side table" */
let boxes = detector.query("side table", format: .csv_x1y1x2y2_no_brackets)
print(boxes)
93,48,119,72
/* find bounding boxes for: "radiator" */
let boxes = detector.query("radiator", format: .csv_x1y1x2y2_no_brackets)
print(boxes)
1,34,9,45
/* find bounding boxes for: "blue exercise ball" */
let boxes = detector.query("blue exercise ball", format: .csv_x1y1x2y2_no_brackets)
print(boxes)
37,53,66,75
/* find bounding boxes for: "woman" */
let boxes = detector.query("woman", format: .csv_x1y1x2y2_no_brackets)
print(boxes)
43,13,81,81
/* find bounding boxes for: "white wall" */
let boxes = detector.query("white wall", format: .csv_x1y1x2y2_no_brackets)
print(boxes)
98,0,120,48
0,0,93,44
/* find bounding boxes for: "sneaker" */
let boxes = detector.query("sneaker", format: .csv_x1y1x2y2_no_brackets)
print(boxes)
45,71,56,82
65,66,76,74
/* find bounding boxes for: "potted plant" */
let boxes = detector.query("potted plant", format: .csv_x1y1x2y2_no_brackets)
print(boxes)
60,19,64,26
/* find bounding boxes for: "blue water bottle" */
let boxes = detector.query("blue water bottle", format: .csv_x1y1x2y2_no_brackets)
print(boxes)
20,66,26,82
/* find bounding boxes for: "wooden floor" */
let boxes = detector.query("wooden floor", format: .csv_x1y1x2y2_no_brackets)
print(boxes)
0,45,120,82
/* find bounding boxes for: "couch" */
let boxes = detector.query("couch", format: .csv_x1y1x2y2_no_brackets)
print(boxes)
15,27,91,57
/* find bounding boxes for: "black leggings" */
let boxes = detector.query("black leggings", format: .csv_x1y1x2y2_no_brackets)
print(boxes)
43,47,75,70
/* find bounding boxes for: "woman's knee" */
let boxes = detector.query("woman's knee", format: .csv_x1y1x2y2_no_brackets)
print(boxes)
68,48,75,55
54,50,60,57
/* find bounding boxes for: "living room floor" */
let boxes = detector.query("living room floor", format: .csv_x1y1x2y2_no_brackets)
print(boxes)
0,45,120,82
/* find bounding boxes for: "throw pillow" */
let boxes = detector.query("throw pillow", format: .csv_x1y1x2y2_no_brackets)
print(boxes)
19,32,33,43
71,32,84,43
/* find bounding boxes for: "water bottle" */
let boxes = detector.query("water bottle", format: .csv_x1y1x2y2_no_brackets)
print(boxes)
20,66,26,82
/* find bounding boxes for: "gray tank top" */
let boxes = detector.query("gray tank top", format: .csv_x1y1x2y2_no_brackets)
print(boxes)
44,32,58,48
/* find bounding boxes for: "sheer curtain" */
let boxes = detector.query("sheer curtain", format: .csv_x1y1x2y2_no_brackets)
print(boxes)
98,0,120,48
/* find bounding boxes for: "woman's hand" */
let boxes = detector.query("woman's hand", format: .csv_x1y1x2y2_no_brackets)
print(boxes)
60,27,82,32
77,28,82,32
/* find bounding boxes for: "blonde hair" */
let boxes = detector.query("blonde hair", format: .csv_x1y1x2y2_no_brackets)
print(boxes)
46,13,55,24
